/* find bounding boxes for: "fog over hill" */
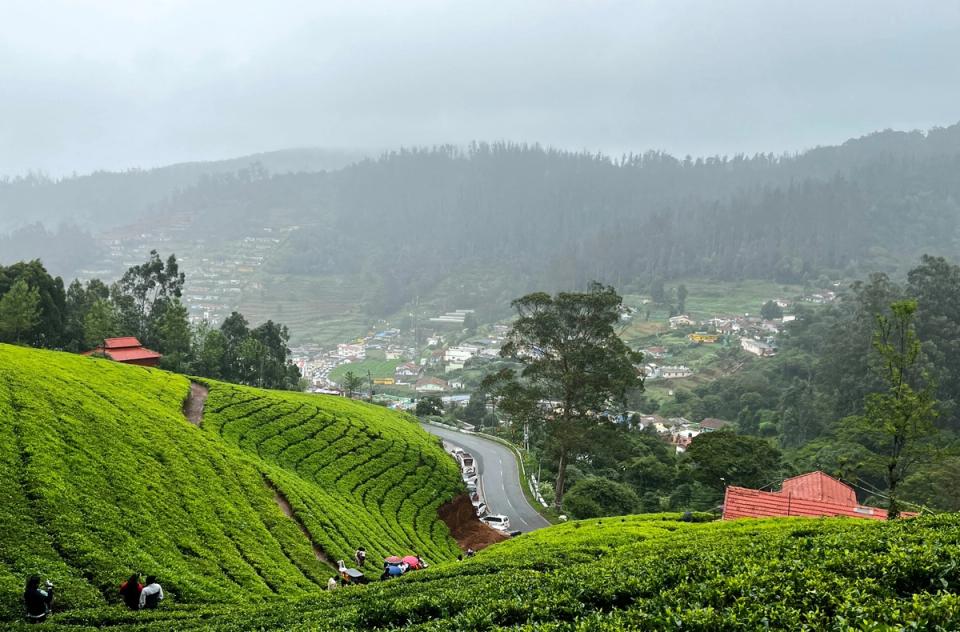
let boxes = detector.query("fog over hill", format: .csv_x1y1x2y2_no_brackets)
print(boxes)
3,122,960,309
3,2,959,175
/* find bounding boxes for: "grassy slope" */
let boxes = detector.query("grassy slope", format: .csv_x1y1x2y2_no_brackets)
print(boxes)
0,344,461,621
327,359,400,384
26,513,960,630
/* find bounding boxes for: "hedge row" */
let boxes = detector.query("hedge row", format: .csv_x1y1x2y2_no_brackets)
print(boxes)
15,513,960,630
201,382,463,563
0,344,463,621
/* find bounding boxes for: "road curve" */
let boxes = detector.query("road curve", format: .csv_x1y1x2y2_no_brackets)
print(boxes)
422,424,551,533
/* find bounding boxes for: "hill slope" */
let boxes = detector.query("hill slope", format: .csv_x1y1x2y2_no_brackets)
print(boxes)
0,344,462,620
17,513,960,630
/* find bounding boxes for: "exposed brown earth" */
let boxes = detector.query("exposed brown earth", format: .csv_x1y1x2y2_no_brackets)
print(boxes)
266,477,334,567
183,382,209,426
439,494,509,551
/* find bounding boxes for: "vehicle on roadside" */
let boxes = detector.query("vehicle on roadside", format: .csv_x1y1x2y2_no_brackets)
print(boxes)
474,501,488,516
481,514,511,532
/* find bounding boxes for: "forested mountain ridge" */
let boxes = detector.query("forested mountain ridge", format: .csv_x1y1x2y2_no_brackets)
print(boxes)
178,123,960,312
3,123,960,313
0,147,365,253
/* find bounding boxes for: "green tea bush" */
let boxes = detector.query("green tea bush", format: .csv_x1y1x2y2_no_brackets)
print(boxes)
0,344,462,622
11,513,960,630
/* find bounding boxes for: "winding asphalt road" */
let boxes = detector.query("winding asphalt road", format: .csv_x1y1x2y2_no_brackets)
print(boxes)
422,424,551,533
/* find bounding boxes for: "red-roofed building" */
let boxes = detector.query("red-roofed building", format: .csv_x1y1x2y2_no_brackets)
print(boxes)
722,471,914,521
700,418,732,432
84,337,162,368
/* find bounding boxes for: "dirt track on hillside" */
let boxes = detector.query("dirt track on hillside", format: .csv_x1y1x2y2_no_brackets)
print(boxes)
183,382,208,426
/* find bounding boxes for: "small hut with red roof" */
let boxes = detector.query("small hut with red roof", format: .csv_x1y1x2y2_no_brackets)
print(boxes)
723,471,913,521
84,337,162,368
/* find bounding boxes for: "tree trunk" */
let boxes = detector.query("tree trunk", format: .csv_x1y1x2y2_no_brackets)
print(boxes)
553,450,567,511
887,460,900,520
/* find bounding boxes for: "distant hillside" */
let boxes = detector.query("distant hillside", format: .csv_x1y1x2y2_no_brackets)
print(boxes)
160,123,960,314
4,122,960,314
0,344,462,620
0,147,366,234
14,512,960,630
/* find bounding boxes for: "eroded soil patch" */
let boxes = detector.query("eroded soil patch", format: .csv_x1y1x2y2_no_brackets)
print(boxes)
439,494,508,551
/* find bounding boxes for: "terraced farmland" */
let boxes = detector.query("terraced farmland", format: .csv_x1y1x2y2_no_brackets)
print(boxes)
0,344,462,622
202,382,463,565
235,273,369,345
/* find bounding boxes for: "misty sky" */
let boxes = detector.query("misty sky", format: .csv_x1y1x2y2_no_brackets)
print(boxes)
2,0,959,176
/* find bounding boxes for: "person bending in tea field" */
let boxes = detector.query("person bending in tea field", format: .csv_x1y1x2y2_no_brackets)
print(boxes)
354,547,367,567
24,575,54,623
119,573,143,610
139,576,164,609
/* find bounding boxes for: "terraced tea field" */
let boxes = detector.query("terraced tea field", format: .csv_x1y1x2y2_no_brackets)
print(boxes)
0,344,462,621
203,383,462,564
15,513,960,630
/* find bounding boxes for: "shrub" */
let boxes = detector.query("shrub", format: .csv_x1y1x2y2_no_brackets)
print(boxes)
563,477,639,518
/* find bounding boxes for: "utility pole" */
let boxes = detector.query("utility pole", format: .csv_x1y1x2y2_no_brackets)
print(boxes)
367,369,373,402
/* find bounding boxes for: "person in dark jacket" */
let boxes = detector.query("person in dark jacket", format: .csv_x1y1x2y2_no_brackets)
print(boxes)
119,573,143,610
24,575,54,623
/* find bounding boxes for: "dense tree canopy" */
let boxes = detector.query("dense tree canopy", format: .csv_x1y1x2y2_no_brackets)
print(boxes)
685,432,783,493
0,256,302,391
564,477,640,519
5,125,960,316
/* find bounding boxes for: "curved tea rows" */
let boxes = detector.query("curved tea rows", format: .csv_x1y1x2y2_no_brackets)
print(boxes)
0,344,463,621
202,382,463,563
18,513,960,630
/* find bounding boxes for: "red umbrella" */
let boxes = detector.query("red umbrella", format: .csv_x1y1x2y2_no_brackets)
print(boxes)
402,555,420,569
384,555,402,564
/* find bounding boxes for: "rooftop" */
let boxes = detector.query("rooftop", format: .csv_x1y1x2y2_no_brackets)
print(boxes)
723,471,914,521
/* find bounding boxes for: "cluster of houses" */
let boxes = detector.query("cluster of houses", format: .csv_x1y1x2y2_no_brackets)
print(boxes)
803,290,837,304
664,308,797,360
635,415,731,453
296,316,509,394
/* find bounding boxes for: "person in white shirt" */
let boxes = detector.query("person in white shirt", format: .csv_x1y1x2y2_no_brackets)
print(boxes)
139,576,164,610
327,577,338,590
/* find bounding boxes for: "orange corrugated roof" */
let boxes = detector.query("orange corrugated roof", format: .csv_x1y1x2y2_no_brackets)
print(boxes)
723,486,892,520
103,337,143,349
105,348,161,362
722,471,917,521
781,471,857,505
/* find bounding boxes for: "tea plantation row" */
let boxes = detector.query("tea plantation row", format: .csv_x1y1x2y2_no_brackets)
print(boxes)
17,513,960,630
202,383,463,564
0,344,462,621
